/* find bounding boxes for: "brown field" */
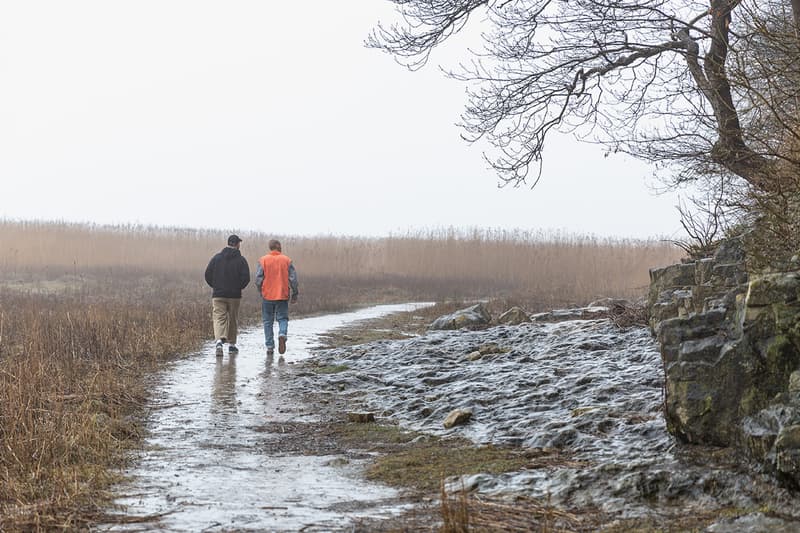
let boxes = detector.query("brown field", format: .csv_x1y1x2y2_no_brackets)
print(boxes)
0,220,682,529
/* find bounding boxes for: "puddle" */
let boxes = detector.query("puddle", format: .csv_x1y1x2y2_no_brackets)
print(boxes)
103,303,431,532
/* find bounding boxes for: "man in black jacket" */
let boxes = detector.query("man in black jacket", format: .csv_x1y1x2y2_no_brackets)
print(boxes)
204,234,250,356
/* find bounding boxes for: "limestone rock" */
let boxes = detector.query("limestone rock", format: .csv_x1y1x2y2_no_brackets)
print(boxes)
478,343,501,355
789,371,800,394
467,350,483,361
466,343,506,360
776,425,800,481
713,235,746,264
648,263,696,308
346,412,375,423
497,306,530,325
443,408,472,429
649,235,800,486
429,303,491,330
588,298,632,313
745,272,800,307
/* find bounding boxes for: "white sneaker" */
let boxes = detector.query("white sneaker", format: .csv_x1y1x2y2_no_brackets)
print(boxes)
215,340,224,357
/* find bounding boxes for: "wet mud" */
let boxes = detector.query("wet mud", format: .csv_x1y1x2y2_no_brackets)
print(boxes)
103,304,430,532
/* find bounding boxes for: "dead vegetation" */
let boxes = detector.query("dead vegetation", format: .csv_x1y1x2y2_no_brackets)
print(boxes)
0,288,209,530
440,490,605,533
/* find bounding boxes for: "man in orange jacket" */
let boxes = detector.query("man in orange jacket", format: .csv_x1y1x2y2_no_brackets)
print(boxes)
255,239,299,358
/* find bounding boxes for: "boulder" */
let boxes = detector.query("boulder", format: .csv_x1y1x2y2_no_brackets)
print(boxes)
745,272,800,307
497,306,530,325
776,425,800,481
346,412,376,423
648,263,696,310
466,344,502,361
443,408,473,429
789,371,800,393
429,303,491,330
588,298,632,313
478,342,501,355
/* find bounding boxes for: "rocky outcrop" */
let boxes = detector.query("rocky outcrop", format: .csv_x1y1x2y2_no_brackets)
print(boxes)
429,303,491,330
649,237,800,485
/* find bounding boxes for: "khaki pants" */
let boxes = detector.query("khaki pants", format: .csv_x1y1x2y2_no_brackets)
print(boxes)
212,297,241,344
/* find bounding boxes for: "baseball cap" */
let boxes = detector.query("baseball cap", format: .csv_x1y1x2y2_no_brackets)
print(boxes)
227,234,243,245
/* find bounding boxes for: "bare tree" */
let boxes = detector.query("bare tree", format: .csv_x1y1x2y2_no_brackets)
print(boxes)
368,1,800,193
670,182,738,259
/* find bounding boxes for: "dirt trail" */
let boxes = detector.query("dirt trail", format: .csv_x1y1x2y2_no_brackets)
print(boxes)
103,304,429,532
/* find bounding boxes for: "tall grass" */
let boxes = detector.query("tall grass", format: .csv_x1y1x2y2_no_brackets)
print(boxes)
0,288,210,530
0,220,681,307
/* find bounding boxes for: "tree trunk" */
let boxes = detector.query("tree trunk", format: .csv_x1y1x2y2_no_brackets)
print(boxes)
701,0,770,189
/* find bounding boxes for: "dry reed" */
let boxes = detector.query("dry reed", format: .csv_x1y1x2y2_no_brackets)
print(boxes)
0,220,682,309
439,488,603,532
0,288,209,530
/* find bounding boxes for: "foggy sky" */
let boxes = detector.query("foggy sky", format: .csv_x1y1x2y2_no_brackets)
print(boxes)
0,1,686,239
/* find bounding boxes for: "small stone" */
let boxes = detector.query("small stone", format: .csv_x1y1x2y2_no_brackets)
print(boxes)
497,307,530,325
429,303,491,330
478,343,501,355
443,409,472,429
346,412,375,423
467,350,482,361
789,371,800,394
776,425,800,450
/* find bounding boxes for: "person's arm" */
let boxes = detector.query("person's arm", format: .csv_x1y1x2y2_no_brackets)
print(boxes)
240,258,251,290
204,257,215,287
255,262,264,293
288,262,298,301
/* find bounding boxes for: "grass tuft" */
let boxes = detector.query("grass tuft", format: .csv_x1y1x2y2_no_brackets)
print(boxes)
314,364,351,374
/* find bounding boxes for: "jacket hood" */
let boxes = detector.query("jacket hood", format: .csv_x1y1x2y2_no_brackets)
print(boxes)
221,246,242,259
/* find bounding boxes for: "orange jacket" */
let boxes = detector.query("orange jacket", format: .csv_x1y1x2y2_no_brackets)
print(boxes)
257,251,296,301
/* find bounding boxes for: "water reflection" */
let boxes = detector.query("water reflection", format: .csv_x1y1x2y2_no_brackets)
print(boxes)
212,354,237,409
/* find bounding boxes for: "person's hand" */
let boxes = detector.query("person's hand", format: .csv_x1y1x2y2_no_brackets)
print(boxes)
290,294,298,304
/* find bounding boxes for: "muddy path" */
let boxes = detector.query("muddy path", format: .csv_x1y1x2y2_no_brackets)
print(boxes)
103,303,430,532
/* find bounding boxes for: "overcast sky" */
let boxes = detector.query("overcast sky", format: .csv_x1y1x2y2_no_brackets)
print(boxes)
0,1,686,239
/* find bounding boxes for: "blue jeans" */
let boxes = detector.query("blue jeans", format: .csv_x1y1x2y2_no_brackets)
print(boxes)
261,299,289,349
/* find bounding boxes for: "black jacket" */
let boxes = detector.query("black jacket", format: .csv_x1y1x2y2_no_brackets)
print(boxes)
205,247,250,298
